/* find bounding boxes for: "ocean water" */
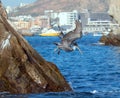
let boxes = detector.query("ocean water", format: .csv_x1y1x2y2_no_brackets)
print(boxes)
1,35,120,98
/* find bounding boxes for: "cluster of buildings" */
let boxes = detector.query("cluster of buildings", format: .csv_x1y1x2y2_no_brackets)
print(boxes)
7,7,119,35
80,11,119,35
8,10,79,34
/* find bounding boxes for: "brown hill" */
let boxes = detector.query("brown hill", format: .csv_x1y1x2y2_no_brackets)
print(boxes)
10,0,109,16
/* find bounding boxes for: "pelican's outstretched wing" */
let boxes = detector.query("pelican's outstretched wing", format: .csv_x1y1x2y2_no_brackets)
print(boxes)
61,20,82,46
58,25,64,39
59,31,64,39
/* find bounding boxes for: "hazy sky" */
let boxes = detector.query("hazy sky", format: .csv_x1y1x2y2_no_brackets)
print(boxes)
2,0,36,7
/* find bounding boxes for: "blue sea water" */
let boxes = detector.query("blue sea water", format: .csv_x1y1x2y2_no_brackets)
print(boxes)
1,35,120,98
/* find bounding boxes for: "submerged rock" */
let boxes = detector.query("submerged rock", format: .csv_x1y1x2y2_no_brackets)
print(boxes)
100,32,120,46
0,4,71,94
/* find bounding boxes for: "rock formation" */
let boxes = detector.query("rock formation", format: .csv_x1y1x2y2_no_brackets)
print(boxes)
109,0,120,25
9,0,108,16
100,0,120,46
100,32,120,46
0,3,71,94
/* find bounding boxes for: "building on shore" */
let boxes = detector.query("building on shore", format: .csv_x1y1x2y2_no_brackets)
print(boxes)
8,9,119,36
58,10,79,26
80,11,119,35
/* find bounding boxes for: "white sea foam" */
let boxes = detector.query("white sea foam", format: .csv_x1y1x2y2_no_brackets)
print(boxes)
68,81,73,90
92,42,105,46
90,90,98,94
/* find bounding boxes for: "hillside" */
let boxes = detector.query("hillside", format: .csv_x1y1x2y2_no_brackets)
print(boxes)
9,0,109,16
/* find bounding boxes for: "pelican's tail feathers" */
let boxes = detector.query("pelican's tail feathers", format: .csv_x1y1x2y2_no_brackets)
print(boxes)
53,42,59,46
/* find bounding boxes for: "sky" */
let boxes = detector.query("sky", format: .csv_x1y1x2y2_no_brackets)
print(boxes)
2,0,37,7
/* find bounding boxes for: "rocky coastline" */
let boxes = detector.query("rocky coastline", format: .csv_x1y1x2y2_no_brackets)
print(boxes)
100,0,120,46
100,31,120,46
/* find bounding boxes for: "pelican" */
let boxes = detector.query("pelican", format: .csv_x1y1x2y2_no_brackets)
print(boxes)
54,20,83,54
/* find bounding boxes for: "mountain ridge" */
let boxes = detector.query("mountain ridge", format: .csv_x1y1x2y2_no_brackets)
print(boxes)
9,0,109,16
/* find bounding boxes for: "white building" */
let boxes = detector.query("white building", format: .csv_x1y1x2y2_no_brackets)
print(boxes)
80,12,119,35
58,10,79,26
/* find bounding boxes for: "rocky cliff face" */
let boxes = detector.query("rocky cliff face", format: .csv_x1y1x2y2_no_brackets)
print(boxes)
99,0,120,46
0,4,71,94
109,0,120,25
100,33,120,46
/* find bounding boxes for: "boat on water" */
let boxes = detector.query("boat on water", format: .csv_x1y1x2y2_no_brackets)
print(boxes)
93,31,109,36
39,29,60,36
39,32,60,36
93,32,103,36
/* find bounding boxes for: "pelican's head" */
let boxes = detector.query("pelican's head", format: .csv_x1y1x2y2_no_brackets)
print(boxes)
72,43,82,54
72,43,78,50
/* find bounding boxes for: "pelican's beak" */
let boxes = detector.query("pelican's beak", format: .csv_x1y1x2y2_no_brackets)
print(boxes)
77,47,83,54
76,46,83,54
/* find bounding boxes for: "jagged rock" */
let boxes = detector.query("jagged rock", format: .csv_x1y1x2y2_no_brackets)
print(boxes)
0,5,71,94
100,32,120,46
100,0,120,46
